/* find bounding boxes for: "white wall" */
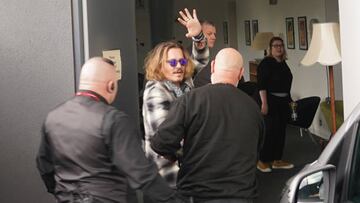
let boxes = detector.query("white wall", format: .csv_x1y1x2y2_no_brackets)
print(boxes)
338,0,360,118
236,0,343,138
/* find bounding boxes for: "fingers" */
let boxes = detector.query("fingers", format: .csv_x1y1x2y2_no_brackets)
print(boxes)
177,18,187,26
178,10,188,21
178,8,194,22
178,8,198,30
184,8,192,18
192,9,198,20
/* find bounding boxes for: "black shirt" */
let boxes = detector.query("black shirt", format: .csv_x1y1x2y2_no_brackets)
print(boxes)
36,91,183,203
257,57,293,94
193,64,211,88
151,84,264,200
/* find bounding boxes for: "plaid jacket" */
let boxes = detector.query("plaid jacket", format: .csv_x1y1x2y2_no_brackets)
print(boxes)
142,79,193,186
191,41,210,73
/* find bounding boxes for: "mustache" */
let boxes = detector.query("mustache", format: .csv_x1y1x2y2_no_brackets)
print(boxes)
172,69,184,73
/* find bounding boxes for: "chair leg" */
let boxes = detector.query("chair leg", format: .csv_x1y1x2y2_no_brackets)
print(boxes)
300,128,303,137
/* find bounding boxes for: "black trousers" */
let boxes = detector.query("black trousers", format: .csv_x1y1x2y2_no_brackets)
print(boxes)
259,94,290,162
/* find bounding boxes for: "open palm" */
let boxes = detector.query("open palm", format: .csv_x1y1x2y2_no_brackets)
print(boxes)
177,8,202,38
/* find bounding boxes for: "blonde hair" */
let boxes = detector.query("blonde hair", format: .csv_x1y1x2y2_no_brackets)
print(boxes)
267,36,288,61
144,41,194,81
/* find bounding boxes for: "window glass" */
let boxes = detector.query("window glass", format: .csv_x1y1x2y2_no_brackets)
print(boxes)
298,171,325,202
348,125,360,202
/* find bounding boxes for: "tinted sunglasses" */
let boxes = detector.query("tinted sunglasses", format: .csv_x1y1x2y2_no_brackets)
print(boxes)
166,58,187,68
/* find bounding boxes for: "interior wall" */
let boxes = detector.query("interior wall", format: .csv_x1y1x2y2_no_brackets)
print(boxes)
136,0,152,74
149,0,175,47
135,0,233,73
338,0,360,118
86,0,140,126
325,0,343,101
228,0,239,49
0,1,74,202
236,0,342,138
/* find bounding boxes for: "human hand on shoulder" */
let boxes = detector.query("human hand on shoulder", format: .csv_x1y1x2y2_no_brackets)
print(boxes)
177,8,202,38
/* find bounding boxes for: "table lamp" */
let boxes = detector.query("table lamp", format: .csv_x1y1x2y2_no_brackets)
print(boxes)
301,23,341,135
251,32,274,57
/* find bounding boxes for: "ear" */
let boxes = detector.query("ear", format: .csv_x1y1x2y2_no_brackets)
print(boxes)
210,60,215,74
238,67,244,80
106,81,115,93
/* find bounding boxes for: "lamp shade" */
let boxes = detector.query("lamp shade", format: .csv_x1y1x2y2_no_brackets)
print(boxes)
251,32,274,50
301,23,341,66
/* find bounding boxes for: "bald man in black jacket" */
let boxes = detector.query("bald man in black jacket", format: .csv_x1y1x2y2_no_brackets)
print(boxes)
151,49,264,203
36,57,186,203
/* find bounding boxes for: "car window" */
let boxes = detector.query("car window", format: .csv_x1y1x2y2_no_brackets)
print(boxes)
348,124,360,202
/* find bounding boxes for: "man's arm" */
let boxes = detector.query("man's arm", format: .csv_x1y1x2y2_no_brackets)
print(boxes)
177,8,209,72
107,112,184,202
150,97,186,160
191,36,210,73
36,124,55,194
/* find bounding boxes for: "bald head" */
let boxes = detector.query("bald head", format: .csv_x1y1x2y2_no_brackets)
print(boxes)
211,48,244,86
79,57,118,103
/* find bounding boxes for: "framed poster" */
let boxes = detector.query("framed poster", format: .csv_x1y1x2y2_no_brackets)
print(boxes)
285,17,295,49
298,16,308,50
252,20,258,40
244,20,251,46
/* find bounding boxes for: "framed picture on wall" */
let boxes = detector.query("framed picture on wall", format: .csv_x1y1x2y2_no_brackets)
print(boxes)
285,17,295,49
245,20,251,46
298,16,308,50
252,20,258,40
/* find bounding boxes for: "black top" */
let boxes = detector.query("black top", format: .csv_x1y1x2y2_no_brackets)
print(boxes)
257,57,293,94
193,64,211,88
151,84,264,200
36,91,184,203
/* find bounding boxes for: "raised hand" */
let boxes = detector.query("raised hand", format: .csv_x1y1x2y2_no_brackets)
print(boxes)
177,8,202,38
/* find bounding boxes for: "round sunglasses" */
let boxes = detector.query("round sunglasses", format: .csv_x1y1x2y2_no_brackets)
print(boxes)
166,58,187,68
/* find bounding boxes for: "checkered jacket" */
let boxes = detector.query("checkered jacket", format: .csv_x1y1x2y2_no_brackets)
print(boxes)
142,79,193,186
